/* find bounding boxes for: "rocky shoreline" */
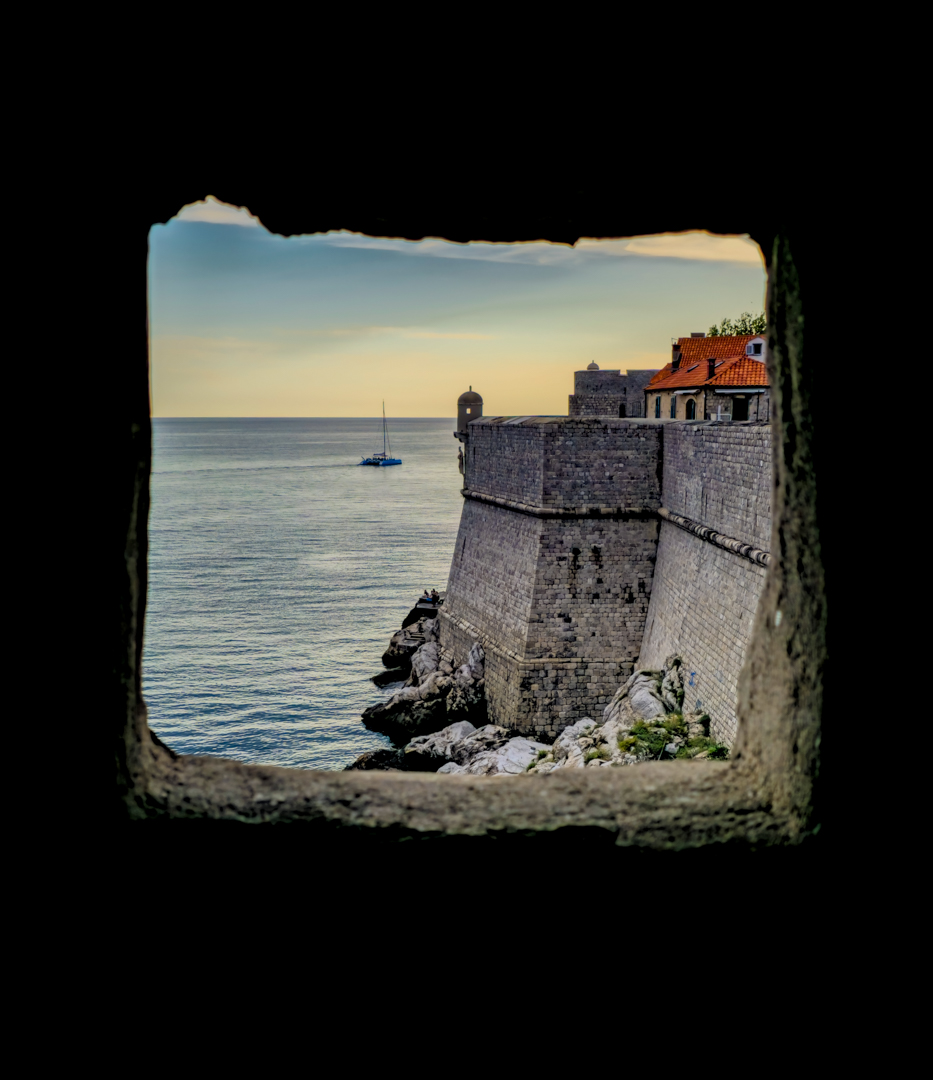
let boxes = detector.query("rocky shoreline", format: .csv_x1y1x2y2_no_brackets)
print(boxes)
347,607,729,775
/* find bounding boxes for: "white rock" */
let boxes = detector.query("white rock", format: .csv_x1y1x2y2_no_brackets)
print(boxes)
563,746,587,769
551,717,597,764
407,642,440,686
467,641,485,680
403,719,477,766
627,671,668,719
417,671,453,700
387,685,423,706
457,736,549,775
437,762,466,774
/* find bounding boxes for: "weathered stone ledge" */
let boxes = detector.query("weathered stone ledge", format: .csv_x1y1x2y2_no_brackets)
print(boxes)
461,487,656,521
135,729,789,848
658,507,772,567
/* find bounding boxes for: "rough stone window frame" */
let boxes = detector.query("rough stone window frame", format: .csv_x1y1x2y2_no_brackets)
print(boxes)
109,196,823,851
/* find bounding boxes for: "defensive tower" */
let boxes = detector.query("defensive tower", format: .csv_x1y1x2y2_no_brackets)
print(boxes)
456,387,483,436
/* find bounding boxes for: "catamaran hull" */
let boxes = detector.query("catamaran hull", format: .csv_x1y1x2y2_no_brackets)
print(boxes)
359,459,402,466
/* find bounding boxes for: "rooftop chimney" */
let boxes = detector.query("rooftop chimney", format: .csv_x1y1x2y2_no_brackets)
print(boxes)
691,332,705,338
671,343,682,371
707,357,716,381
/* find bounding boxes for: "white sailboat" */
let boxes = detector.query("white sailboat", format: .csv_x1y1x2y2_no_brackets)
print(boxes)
359,402,402,466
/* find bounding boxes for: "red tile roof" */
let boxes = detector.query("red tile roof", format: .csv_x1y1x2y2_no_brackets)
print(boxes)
707,357,768,387
643,336,768,393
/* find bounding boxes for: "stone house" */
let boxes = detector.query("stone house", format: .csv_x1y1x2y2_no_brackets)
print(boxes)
644,334,769,421
568,362,660,417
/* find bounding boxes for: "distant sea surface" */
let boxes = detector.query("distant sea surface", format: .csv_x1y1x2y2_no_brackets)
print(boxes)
146,418,463,770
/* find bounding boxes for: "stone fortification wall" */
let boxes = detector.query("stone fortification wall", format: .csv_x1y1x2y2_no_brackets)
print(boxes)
659,422,771,550
466,416,661,510
569,369,658,418
569,393,646,418
441,418,662,737
463,418,548,503
444,415,773,744
638,422,772,745
444,498,540,660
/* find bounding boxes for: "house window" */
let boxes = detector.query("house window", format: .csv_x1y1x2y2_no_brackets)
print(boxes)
686,398,696,420
670,397,677,419
747,342,763,356
654,396,661,418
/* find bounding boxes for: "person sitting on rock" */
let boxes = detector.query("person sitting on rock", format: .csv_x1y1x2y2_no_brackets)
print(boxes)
430,589,439,604
421,589,431,602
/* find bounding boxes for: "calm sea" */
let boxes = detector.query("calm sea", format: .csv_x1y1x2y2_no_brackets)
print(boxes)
145,418,463,770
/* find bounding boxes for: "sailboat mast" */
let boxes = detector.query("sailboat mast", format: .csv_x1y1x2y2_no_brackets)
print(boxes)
383,401,386,456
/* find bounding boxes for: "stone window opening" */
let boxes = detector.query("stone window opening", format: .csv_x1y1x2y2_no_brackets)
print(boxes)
111,201,823,860
685,398,696,420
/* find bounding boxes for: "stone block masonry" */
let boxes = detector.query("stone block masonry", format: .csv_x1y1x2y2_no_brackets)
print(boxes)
443,415,773,743
660,421,772,551
568,368,658,418
637,524,766,744
637,421,772,744
442,418,663,738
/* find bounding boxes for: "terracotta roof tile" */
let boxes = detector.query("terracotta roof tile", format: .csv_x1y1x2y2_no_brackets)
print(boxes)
706,357,768,387
645,335,761,390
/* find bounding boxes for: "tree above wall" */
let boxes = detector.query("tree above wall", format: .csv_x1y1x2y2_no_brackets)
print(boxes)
708,312,766,336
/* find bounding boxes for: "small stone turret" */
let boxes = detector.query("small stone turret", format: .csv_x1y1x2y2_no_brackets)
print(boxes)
456,387,483,435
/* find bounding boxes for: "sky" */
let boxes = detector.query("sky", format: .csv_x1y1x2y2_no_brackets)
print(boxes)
148,197,767,417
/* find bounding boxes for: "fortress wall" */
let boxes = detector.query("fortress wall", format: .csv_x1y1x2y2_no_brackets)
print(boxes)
526,517,658,663
638,422,773,745
660,422,772,550
441,418,663,737
442,499,540,659
464,422,544,504
573,370,624,394
568,369,656,418
638,526,767,744
568,393,645,417
540,420,661,509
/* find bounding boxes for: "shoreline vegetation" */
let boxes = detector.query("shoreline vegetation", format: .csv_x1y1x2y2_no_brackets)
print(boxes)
346,602,729,775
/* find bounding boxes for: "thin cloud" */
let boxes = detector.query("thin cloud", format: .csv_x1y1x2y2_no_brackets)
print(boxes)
313,230,762,266
173,196,261,228
577,233,763,266
317,233,577,265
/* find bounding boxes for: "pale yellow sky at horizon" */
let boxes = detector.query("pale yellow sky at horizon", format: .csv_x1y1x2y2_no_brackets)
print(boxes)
150,199,767,417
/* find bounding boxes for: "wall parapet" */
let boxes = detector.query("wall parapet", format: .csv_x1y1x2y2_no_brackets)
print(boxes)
658,507,773,567
464,417,663,513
